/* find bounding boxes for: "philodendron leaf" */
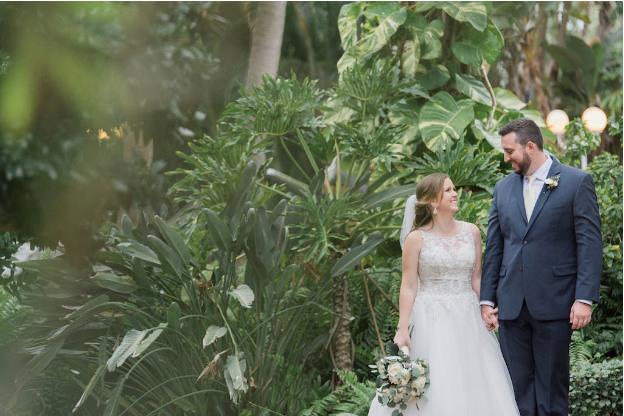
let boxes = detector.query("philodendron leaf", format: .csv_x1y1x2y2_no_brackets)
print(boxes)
203,326,227,348
229,284,255,308
355,7,407,60
401,37,420,78
436,2,487,31
494,88,526,110
338,2,365,51
419,92,475,151
455,73,491,106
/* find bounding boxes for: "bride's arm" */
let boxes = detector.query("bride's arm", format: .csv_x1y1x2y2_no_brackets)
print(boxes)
470,223,483,296
397,231,422,333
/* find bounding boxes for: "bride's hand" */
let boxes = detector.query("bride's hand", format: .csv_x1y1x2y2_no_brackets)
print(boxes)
393,328,411,349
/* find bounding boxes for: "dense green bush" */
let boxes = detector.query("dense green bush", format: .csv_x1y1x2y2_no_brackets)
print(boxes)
570,358,623,416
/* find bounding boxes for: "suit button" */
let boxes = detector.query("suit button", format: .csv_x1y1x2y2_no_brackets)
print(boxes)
523,241,527,244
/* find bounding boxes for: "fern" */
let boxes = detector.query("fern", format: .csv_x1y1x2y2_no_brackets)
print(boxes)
300,370,376,416
569,331,596,367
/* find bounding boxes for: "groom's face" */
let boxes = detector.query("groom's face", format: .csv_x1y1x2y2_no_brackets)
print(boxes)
501,132,532,175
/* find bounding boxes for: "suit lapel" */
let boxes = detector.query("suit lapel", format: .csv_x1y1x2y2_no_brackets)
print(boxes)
523,159,562,238
512,173,528,224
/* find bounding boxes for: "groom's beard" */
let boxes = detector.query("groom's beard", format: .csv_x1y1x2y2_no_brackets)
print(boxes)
513,151,532,176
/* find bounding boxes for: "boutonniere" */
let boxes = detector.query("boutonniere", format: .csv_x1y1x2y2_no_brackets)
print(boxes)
544,174,560,191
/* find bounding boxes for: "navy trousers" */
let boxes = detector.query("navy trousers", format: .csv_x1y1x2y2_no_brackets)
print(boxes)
498,301,573,416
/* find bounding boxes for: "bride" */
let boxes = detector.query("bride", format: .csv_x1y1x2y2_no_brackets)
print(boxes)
368,173,520,415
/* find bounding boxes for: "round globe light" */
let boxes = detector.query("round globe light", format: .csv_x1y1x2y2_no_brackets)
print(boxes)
546,109,570,134
582,106,608,133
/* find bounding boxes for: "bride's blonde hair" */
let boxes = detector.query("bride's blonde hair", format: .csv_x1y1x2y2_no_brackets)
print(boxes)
412,173,449,230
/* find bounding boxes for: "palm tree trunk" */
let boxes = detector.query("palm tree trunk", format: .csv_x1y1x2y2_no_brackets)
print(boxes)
331,275,354,387
246,1,286,89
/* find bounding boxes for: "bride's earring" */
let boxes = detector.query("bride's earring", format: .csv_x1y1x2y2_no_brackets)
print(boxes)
433,207,438,215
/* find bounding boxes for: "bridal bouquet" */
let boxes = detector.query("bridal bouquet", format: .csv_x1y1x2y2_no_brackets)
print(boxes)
369,342,430,415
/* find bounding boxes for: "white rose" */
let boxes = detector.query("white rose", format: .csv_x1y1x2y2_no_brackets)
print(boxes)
398,368,411,386
387,363,404,385
415,376,427,390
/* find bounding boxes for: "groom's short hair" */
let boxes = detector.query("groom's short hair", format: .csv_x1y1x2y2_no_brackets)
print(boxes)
499,118,543,150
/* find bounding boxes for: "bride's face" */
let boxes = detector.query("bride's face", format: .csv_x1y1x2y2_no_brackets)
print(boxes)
435,178,459,214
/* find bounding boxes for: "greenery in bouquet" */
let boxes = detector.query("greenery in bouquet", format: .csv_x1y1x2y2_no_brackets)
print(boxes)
369,342,430,415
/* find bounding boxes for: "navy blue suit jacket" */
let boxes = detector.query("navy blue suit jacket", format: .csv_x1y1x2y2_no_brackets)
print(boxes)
481,158,602,320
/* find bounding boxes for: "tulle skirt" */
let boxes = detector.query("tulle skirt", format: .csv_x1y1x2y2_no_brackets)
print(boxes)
368,283,520,416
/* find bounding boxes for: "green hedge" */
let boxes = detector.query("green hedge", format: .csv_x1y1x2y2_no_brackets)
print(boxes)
570,358,623,416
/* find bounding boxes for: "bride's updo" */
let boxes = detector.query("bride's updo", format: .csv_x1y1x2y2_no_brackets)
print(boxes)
412,173,449,230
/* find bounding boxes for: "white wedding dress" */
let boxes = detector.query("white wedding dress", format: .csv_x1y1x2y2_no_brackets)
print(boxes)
368,221,520,416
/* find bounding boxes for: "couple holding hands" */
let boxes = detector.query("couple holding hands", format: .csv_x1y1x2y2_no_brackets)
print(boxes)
368,118,602,416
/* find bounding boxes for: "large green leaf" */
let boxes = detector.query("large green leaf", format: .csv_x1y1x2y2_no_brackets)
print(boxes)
455,73,491,106
331,232,384,277
494,88,526,110
419,92,475,151
117,241,160,265
363,2,402,19
153,216,192,268
16,336,66,389
564,35,596,72
401,38,420,78
436,2,487,31
452,41,483,66
404,13,444,60
147,235,184,278
472,119,501,150
103,374,127,416
452,23,503,66
203,209,233,251
91,272,137,294
354,7,407,59
479,24,504,64
338,2,365,50
73,364,106,412
414,64,450,90
363,184,416,210
265,168,307,197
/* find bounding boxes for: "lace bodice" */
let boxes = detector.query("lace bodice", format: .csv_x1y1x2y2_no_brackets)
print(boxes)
417,221,476,294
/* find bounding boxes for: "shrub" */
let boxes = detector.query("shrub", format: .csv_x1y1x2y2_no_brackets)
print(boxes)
570,358,623,416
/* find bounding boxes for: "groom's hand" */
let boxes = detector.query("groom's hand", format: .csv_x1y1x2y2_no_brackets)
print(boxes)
570,301,592,330
480,305,499,331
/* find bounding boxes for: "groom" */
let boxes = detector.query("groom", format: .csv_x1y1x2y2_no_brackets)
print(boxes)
480,119,602,416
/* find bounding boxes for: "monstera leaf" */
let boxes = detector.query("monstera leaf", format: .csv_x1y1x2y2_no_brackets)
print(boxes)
419,92,475,151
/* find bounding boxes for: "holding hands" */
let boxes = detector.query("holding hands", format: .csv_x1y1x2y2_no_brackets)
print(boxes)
480,305,499,331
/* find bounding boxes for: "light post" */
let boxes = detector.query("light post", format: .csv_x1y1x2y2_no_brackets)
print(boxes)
546,107,607,170
546,109,570,150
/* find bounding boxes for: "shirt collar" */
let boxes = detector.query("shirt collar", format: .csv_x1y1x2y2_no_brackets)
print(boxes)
526,155,552,182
